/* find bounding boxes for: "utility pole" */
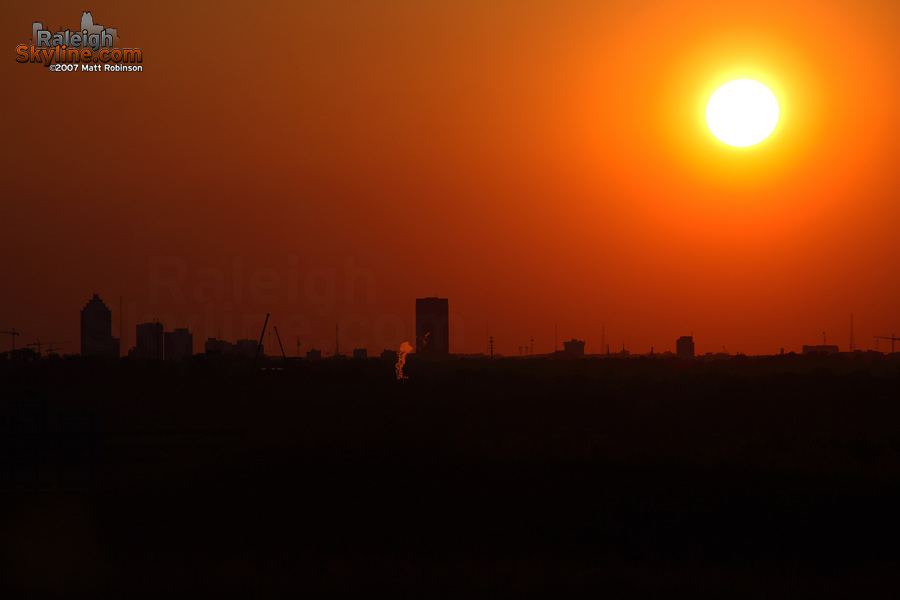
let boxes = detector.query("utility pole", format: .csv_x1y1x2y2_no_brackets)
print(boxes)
601,322,605,358
489,336,494,360
530,337,534,355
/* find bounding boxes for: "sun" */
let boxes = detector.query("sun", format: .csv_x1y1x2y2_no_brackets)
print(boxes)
706,79,779,147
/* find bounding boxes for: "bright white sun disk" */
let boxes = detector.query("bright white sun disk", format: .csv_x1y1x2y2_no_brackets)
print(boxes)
706,79,779,147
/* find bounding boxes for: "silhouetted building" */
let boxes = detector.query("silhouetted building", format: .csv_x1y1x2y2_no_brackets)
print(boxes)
802,344,839,355
352,348,367,359
676,336,695,359
131,322,164,359
234,339,259,357
380,349,397,361
80,294,120,358
204,338,234,355
305,349,322,360
563,338,585,357
416,297,449,357
164,328,193,361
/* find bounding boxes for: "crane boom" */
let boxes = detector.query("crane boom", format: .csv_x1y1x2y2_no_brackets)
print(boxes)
273,326,286,359
1,329,20,351
255,314,270,360
874,333,899,353
25,340,70,355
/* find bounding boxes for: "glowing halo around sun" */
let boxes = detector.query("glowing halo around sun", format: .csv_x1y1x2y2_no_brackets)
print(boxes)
706,79,779,147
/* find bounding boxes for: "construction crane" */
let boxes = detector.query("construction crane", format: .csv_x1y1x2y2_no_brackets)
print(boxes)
25,340,70,356
273,326,286,359
1,328,20,351
255,314,270,359
874,333,899,353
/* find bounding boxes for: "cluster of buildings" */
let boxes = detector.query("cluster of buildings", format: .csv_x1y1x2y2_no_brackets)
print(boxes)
79,293,709,361
81,296,273,361
80,295,197,361
78,293,434,361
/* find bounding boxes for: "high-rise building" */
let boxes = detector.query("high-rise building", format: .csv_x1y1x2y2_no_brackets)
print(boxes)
415,297,449,357
676,335,695,359
131,322,164,359
164,328,193,361
80,294,120,358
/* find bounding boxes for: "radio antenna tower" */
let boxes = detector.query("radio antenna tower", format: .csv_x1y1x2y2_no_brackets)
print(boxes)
850,314,854,352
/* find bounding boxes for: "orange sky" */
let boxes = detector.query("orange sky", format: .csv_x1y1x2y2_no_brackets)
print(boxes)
2,0,898,356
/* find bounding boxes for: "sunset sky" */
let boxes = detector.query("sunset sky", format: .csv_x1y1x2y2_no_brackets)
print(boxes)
2,0,898,356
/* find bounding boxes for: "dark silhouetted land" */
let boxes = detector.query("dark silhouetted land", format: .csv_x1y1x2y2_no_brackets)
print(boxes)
2,353,900,597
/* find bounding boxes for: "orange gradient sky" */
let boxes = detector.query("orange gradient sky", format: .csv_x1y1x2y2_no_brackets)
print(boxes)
1,0,899,356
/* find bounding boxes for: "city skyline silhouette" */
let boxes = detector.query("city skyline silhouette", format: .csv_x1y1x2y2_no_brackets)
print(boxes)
2,1,899,596
4,290,893,359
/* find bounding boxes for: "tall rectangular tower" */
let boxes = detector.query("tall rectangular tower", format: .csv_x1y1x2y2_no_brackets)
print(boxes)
415,297,449,357
676,335,695,359
133,322,164,360
164,328,193,361
80,294,120,359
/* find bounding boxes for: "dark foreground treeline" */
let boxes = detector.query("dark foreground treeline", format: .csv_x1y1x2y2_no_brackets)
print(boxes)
2,353,900,597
